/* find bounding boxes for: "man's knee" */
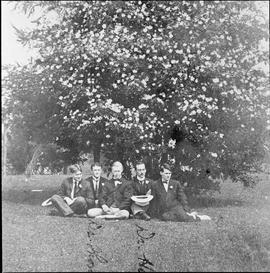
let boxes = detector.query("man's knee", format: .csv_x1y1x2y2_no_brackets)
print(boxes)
131,203,145,215
120,209,129,219
87,208,103,218
161,211,174,221
51,194,62,202
75,196,87,205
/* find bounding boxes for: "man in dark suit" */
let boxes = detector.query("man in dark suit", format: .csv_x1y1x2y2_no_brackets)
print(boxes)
131,161,154,221
50,164,92,217
96,161,133,220
86,162,108,217
150,163,202,222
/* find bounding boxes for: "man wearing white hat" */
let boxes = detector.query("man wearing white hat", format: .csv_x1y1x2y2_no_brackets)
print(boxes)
130,161,154,221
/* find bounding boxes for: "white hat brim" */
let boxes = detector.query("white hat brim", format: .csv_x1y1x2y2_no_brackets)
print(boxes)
131,195,153,206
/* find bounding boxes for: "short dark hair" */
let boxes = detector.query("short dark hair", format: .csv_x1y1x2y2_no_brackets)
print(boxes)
69,164,82,173
135,160,145,168
91,162,102,170
160,163,172,172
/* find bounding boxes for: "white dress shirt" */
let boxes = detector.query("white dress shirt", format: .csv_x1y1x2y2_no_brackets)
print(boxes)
71,179,79,199
137,176,145,185
92,177,100,192
162,180,169,192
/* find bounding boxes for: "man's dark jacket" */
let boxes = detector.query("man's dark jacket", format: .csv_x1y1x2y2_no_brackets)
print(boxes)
99,177,133,210
131,177,154,195
85,176,108,208
149,178,190,218
57,177,94,209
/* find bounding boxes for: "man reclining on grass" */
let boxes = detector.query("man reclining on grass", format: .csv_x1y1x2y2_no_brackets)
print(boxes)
149,163,211,222
49,164,93,217
92,161,133,220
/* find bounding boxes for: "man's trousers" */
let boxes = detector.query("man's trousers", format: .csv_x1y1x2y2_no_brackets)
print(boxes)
50,194,87,216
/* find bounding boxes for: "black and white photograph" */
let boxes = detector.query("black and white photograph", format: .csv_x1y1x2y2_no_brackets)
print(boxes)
2,1,270,272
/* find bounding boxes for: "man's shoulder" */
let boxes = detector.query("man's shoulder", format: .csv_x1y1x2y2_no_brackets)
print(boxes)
121,178,133,186
145,178,155,186
85,176,92,181
62,177,72,185
170,179,181,185
152,179,161,187
170,179,185,189
80,178,92,187
132,177,154,183
106,178,115,186
84,176,108,183
100,176,109,183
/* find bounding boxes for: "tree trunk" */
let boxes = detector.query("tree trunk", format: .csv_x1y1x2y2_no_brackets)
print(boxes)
2,122,7,177
93,139,102,163
25,144,43,177
63,165,68,174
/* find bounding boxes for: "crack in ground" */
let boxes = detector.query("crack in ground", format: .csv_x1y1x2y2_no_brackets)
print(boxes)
135,222,156,272
86,219,108,272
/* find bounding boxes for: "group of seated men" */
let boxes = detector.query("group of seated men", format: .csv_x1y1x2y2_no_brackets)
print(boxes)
49,161,210,222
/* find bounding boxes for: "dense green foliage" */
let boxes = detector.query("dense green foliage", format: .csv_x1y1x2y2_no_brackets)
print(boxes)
3,1,269,193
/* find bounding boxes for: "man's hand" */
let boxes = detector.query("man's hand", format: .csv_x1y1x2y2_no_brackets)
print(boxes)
102,204,111,214
95,199,99,206
110,207,120,214
186,211,198,220
146,189,151,195
64,197,76,206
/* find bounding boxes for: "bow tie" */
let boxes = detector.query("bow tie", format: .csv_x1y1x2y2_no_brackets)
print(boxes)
137,179,145,183
162,181,168,184
114,180,122,186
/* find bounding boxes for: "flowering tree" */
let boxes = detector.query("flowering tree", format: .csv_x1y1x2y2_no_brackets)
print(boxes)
4,1,269,192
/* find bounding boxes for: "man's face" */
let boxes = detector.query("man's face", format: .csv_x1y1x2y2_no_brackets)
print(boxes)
73,171,82,182
160,168,171,182
112,166,123,179
92,166,102,178
136,163,146,179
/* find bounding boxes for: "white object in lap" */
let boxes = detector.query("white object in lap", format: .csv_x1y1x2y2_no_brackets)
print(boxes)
131,195,153,206
41,198,53,207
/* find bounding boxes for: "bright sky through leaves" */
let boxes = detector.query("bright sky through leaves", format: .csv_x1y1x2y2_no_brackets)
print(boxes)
1,1,269,66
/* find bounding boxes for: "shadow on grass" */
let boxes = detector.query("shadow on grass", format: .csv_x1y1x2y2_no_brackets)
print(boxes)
2,188,57,206
189,196,246,209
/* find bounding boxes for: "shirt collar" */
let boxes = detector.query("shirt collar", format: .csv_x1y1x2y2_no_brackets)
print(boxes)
92,176,100,182
137,176,145,182
73,178,80,185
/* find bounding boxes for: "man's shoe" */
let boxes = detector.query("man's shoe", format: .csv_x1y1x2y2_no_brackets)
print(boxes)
64,212,74,217
49,209,60,216
73,213,87,218
197,214,211,221
135,211,151,221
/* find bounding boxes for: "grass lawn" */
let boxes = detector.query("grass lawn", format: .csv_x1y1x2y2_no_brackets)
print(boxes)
2,173,270,272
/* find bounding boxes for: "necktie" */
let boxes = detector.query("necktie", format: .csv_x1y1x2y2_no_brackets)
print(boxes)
74,181,78,195
72,181,78,199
